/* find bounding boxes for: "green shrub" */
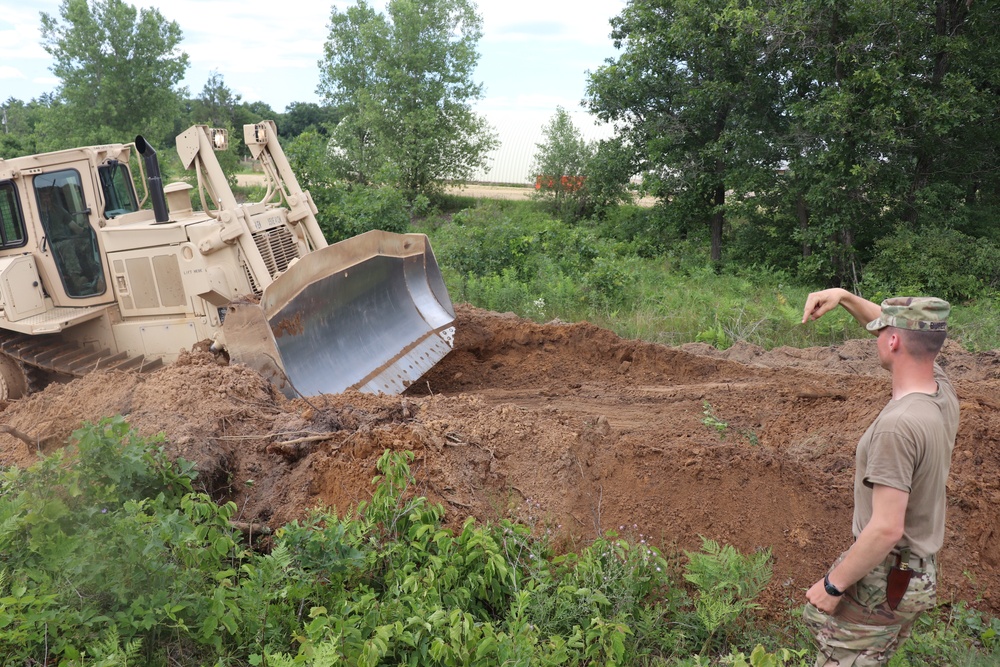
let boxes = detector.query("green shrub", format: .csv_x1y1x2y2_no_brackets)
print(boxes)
523,530,685,663
594,205,675,258
862,226,1000,302
0,417,244,663
584,255,641,310
725,215,805,275
314,183,411,242
433,200,600,280
888,601,1000,667
3,421,996,666
431,200,641,322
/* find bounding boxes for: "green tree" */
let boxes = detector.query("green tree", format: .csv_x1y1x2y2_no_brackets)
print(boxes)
586,0,783,263
318,0,498,198
243,100,278,121
280,101,342,139
0,97,53,158
285,130,410,243
182,72,247,180
529,107,595,220
38,0,189,148
586,0,1000,283
191,71,242,129
586,137,639,216
774,0,1000,284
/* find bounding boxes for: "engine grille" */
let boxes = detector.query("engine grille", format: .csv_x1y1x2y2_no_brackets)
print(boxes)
243,262,262,296
243,226,302,296
254,226,300,277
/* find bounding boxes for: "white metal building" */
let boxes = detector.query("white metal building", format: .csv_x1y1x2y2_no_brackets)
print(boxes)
468,108,616,186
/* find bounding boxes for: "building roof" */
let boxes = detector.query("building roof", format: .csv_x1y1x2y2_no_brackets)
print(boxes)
468,109,616,185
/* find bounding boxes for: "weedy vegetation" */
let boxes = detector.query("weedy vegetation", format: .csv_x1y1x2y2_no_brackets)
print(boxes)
414,198,1000,352
1,420,996,665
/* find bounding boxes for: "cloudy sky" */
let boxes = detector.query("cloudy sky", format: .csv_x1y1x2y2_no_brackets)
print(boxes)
0,0,627,130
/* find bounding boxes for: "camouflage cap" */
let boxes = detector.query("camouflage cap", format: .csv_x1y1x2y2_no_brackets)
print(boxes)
866,297,950,332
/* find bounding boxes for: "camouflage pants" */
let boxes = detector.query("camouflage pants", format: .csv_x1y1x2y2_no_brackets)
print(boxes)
803,551,937,666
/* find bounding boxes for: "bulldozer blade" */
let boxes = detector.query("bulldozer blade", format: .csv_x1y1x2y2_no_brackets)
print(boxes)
224,231,455,397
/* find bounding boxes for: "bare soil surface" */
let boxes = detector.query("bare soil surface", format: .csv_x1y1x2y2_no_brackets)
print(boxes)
2,305,998,621
443,183,658,206
236,175,658,206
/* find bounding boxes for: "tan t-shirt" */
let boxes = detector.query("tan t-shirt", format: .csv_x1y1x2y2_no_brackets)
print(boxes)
852,364,959,557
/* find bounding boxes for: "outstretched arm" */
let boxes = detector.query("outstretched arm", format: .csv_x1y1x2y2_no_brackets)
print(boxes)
802,288,882,330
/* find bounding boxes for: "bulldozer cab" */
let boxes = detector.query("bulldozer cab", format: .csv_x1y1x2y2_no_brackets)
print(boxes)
33,170,107,299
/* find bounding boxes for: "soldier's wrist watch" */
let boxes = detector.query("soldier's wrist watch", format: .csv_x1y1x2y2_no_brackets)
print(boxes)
824,573,845,597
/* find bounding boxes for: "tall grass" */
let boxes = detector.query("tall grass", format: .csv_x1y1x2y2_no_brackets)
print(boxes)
416,198,1000,351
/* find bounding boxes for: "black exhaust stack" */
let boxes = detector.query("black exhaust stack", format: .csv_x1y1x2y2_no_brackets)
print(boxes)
134,135,169,223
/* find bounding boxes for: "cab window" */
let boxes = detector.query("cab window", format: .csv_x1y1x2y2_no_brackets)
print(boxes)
0,181,27,248
98,161,139,218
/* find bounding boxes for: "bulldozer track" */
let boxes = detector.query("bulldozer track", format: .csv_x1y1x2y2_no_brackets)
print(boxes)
0,333,163,379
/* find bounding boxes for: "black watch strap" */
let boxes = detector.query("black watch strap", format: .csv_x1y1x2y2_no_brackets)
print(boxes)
824,573,845,597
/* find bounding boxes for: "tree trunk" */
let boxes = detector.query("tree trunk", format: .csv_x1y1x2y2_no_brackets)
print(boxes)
966,182,980,207
796,190,811,258
711,182,725,263
839,226,857,289
903,153,933,225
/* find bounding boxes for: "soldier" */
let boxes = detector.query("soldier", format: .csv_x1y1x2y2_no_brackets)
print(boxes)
800,289,959,666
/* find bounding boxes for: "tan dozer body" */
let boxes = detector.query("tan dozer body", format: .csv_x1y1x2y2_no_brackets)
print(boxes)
0,121,455,399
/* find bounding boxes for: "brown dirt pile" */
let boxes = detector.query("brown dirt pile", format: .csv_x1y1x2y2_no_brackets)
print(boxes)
2,304,998,619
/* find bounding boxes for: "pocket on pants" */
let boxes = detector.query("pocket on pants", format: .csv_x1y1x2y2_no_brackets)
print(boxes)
849,560,936,617
803,602,901,653
851,564,890,609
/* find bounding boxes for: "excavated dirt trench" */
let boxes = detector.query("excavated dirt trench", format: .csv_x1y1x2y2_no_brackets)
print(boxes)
2,304,998,621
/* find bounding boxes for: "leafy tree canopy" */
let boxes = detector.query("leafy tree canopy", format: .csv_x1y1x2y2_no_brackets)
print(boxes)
530,107,596,220
530,107,593,185
191,71,242,129
318,0,498,198
280,101,342,139
587,0,1000,283
0,97,53,158
586,0,782,262
39,0,189,148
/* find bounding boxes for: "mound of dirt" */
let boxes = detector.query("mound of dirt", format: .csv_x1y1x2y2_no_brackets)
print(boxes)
2,304,998,619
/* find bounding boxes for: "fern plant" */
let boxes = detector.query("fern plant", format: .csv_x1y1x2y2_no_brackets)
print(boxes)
80,628,143,666
684,537,773,654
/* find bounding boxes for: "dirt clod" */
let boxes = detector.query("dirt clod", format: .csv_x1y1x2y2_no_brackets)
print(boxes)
2,304,998,618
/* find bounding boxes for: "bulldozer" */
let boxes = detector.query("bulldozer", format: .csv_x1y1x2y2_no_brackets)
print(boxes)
0,121,455,399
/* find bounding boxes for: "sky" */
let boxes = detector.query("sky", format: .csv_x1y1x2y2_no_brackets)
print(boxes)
0,0,627,133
